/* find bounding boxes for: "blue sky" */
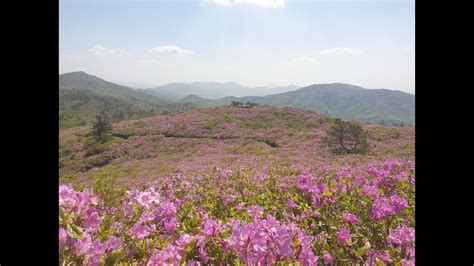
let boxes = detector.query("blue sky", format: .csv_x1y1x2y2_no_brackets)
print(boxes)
59,0,415,93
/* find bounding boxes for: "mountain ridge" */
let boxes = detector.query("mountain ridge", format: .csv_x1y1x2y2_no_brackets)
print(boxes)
59,71,414,126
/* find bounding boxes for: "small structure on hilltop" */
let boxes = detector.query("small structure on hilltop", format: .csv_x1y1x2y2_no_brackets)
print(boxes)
230,100,259,108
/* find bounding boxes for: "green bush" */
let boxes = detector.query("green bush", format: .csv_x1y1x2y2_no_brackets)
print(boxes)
224,115,234,123
92,170,126,207
83,137,109,157
393,129,401,139
203,120,221,131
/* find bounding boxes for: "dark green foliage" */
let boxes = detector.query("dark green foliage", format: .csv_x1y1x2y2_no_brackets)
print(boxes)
262,139,278,148
92,111,113,143
84,137,108,156
322,119,369,155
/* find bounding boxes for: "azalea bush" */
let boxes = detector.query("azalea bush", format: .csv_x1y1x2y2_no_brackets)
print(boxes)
59,160,415,265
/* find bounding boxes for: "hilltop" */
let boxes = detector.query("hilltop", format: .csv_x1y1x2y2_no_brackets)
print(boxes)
59,72,194,128
59,105,414,186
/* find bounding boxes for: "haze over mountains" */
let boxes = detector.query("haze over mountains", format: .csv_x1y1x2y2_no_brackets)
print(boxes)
59,71,414,128
141,82,300,101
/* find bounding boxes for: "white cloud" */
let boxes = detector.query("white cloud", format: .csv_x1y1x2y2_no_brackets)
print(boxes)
202,0,284,8
314,47,363,56
235,0,284,8
281,56,317,65
202,0,231,6
148,46,194,55
88,45,127,57
136,59,158,64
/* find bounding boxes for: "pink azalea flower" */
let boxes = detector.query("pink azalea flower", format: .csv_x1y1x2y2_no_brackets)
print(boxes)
323,252,334,264
342,213,360,224
59,228,67,249
390,194,408,213
105,236,123,253
202,219,221,237
387,225,415,247
247,205,264,219
286,199,298,209
336,229,351,246
236,204,244,212
73,233,92,256
164,217,179,234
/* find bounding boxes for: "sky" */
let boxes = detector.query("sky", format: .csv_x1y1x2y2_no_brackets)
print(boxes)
59,0,415,94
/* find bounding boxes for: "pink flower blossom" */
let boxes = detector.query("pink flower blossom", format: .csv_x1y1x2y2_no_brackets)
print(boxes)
336,229,351,246
59,228,67,248
323,252,334,264
387,225,415,247
247,205,264,219
390,194,408,213
202,219,221,237
342,213,360,224
286,199,298,209
165,218,179,234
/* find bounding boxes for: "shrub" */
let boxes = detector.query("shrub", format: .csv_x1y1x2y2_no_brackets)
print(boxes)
394,129,401,139
83,137,108,157
203,120,221,131
92,170,126,207
223,115,234,123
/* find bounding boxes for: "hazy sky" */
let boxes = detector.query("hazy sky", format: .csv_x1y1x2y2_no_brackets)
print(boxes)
59,0,415,93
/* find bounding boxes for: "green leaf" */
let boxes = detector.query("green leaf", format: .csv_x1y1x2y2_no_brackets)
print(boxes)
185,239,196,253
104,251,123,266
375,258,385,266
63,213,71,225
67,223,84,239
59,207,65,219
355,245,369,257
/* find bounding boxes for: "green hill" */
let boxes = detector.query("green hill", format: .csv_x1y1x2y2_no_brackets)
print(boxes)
59,72,195,128
180,83,415,125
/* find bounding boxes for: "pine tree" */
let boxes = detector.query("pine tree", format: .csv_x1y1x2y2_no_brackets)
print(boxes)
92,111,112,143
322,119,369,155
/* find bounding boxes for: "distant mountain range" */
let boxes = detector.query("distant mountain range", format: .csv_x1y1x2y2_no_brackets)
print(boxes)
140,82,300,101
59,71,414,128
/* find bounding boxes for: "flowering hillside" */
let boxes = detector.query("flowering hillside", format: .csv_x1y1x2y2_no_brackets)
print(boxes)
59,105,414,187
59,105,415,265
59,160,414,265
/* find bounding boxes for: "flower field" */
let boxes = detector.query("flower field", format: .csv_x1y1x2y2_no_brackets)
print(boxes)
59,105,415,265
59,160,414,265
59,106,415,187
